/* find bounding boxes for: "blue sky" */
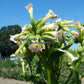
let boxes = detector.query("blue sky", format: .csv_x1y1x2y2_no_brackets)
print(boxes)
0,0,84,50
0,0,84,28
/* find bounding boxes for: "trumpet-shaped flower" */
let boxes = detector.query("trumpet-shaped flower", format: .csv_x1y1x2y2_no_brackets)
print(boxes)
70,31,78,35
81,26,84,31
10,34,20,43
42,22,54,30
58,49,78,64
21,25,27,32
42,10,58,23
25,3,35,27
28,43,43,53
25,3,33,14
42,22,59,31
63,27,70,32
75,21,82,29
75,21,81,25
61,20,73,25
45,9,58,19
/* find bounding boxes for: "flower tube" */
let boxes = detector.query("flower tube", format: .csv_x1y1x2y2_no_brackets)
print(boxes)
41,9,58,24
61,20,73,25
58,49,78,64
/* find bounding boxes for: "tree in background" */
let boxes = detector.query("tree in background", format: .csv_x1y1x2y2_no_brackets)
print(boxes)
0,25,21,58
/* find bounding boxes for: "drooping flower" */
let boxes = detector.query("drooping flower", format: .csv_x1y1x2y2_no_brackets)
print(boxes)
58,49,78,64
28,43,43,53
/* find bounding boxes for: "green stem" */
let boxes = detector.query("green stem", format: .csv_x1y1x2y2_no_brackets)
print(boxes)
29,60,32,75
75,70,81,84
26,59,32,75
30,13,36,34
46,68,51,84
22,61,25,76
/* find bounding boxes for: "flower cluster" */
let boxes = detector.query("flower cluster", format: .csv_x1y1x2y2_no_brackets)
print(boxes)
10,3,84,66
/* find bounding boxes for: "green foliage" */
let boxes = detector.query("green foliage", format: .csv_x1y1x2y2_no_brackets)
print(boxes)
0,25,21,57
0,59,23,80
0,58,84,84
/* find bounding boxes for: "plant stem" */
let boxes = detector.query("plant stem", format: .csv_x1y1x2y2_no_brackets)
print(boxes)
46,68,51,84
26,59,32,75
75,70,81,84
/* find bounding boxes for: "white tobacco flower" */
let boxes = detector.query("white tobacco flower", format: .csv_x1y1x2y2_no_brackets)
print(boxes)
45,31,58,36
61,20,73,25
42,10,58,23
42,22,59,31
21,25,27,32
71,31,78,35
45,30,62,40
63,27,70,32
81,26,84,31
63,25,76,28
45,9,58,19
25,3,33,13
10,34,20,43
75,21,82,29
56,19,61,23
58,49,78,64
65,51,78,65
75,21,81,26
42,23,54,30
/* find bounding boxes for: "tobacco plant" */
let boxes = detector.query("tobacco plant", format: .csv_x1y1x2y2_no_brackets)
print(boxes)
10,3,84,84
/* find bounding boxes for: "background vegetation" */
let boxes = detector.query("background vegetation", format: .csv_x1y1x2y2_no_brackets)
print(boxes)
0,56,84,84
0,25,21,58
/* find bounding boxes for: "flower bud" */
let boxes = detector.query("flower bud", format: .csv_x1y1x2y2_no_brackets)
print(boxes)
71,31,78,35
63,25,76,28
61,20,73,25
77,45,83,54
